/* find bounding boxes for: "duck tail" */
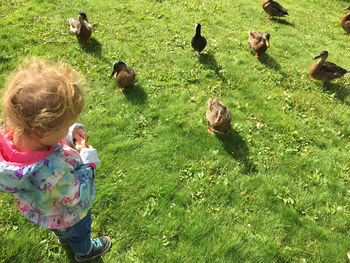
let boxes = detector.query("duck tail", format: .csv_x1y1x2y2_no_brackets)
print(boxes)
345,71,350,76
283,10,290,17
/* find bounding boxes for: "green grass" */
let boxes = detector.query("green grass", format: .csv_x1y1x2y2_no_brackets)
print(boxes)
1,0,350,262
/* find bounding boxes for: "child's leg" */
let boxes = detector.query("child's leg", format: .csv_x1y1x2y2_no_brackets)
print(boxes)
53,210,93,255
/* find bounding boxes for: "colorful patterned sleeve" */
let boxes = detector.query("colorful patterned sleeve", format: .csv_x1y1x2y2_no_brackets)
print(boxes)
0,168,28,193
51,165,95,208
50,146,96,209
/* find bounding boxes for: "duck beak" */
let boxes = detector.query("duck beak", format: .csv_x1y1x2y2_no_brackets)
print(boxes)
313,55,321,59
343,7,349,11
265,39,270,48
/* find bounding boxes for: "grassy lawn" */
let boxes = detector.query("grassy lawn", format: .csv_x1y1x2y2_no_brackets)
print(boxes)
1,0,350,262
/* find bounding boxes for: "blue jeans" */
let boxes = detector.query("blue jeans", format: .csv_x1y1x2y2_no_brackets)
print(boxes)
52,210,93,255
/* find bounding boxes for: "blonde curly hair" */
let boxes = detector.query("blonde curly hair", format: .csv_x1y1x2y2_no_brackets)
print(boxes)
2,57,85,136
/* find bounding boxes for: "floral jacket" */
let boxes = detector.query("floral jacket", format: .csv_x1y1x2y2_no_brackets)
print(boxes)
0,127,96,230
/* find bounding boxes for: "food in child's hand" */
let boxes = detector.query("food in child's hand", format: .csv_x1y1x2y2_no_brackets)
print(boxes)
75,138,86,151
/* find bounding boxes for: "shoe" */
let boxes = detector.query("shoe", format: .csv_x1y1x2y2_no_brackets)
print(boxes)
75,236,111,262
58,237,69,245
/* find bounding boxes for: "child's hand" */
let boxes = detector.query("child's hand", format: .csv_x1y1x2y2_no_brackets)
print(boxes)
76,143,95,151
72,127,95,151
73,128,87,146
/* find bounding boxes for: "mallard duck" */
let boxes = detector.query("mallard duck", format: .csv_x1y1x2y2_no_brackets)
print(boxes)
262,0,290,18
248,30,270,57
110,61,136,91
206,98,231,134
191,23,207,53
309,51,349,82
341,6,350,34
69,12,92,42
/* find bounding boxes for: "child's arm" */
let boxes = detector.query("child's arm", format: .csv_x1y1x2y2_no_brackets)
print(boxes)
51,164,96,208
51,137,101,208
0,174,25,193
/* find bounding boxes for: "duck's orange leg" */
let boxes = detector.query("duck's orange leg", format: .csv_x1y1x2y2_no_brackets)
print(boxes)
207,121,214,134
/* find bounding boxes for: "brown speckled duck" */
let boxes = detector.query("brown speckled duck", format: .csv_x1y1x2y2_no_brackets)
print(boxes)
262,0,290,19
309,51,350,82
69,12,92,42
206,98,231,134
341,6,350,34
248,30,270,57
110,61,136,91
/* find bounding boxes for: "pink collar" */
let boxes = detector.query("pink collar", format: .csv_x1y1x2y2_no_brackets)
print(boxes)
0,132,54,167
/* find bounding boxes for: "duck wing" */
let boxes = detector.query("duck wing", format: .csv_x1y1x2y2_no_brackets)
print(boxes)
311,61,348,81
117,69,135,88
206,108,216,125
78,20,92,40
322,61,348,80
264,0,289,17
342,14,350,33
83,20,92,31
127,66,136,82
69,18,80,34
248,31,263,48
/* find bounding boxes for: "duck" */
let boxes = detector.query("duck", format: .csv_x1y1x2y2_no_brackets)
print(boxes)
262,0,290,18
69,12,92,42
341,6,350,34
248,30,270,57
110,61,136,91
191,23,207,53
206,98,231,134
309,51,350,82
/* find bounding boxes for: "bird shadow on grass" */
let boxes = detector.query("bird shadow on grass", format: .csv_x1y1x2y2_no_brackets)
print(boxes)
122,84,148,105
61,245,105,263
215,127,257,174
257,53,282,72
79,38,102,58
269,17,295,27
199,52,227,83
320,81,350,105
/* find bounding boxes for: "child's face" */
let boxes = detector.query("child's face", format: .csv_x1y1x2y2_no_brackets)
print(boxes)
39,124,72,146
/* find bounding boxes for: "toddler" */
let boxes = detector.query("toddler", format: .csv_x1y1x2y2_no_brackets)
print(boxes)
0,58,111,262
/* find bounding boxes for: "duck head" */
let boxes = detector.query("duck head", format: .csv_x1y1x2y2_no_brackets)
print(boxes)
313,51,328,60
79,12,89,22
111,61,127,77
263,32,270,47
195,23,202,35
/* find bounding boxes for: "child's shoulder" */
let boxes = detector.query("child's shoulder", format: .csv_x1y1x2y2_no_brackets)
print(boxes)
51,143,82,164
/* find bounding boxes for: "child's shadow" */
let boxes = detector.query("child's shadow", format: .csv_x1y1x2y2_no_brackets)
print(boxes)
199,53,227,83
122,84,148,105
79,38,102,58
215,127,257,174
